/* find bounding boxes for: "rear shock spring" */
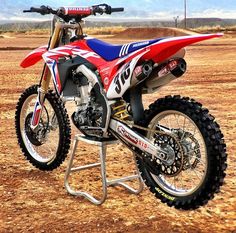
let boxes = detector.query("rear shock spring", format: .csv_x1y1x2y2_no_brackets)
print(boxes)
111,100,130,121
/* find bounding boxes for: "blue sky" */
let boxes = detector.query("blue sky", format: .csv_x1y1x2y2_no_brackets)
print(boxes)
0,0,236,21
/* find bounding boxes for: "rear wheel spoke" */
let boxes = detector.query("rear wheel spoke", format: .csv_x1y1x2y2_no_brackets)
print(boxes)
148,110,207,196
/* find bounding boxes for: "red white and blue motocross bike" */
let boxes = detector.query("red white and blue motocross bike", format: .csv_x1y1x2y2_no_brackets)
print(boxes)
15,4,227,209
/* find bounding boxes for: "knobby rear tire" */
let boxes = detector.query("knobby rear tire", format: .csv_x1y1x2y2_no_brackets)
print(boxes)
15,85,71,171
136,95,227,210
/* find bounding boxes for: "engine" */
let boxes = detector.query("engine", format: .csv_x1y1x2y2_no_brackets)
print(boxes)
70,70,104,137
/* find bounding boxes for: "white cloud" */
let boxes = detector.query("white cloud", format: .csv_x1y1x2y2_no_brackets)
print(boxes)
190,9,236,19
8,16,51,22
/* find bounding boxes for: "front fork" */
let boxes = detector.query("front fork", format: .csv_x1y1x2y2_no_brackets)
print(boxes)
30,22,62,130
30,67,51,130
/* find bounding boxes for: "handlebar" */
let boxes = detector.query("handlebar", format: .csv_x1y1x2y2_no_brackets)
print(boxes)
23,4,124,21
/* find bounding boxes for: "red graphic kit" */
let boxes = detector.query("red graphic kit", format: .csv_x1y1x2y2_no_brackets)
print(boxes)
21,33,222,92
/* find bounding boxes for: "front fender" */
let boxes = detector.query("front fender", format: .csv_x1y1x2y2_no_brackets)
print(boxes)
20,45,48,68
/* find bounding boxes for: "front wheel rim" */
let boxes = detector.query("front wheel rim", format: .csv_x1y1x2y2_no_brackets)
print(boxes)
20,94,60,163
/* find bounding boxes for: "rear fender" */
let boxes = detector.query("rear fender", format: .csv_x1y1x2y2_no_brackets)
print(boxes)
143,33,223,63
20,45,48,68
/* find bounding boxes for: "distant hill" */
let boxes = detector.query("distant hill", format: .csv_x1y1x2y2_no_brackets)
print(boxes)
0,20,174,32
0,18,236,32
182,18,236,28
0,21,50,32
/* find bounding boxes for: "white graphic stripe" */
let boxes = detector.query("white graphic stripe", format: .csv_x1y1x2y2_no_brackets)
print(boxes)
119,43,131,57
125,44,131,55
119,45,126,57
122,44,128,56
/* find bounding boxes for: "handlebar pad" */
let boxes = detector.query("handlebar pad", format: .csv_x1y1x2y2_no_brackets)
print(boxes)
61,7,92,16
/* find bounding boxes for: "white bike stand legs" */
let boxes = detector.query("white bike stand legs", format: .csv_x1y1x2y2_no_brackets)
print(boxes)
64,135,144,205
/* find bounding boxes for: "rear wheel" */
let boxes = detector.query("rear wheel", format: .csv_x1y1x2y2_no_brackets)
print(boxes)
15,85,71,170
136,96,227,210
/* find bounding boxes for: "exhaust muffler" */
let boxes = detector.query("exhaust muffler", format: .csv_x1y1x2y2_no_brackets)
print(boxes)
145,58,187,93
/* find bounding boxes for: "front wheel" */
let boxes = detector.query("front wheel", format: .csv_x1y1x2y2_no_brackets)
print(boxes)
136,96,227,210
15,85,71,171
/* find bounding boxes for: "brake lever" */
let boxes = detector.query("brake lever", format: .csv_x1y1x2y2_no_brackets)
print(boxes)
92,5,104,15
39,5,52,15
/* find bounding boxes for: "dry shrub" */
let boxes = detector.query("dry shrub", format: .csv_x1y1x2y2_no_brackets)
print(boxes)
192,25,236,33
21,27,125,36
25,29,50,35
83,26,126,35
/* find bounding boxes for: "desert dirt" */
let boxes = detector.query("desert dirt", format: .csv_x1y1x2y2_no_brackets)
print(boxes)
0,29,235,233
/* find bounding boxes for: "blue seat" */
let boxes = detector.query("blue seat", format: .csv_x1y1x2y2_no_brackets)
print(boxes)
86,38,164,61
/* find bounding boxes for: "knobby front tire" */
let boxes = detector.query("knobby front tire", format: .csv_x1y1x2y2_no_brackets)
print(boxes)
15,85,71,171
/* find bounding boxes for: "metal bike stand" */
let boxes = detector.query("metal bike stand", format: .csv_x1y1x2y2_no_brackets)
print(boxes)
64,134,144,205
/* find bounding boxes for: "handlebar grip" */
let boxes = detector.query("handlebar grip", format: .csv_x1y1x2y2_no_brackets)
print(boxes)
23,6,55,15
30,7,42,13
111,8,124,13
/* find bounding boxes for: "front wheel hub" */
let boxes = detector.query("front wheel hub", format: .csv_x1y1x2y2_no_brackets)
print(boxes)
25,113,43,146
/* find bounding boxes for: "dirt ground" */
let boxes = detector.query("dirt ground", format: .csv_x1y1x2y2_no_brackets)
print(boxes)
0,30,235,233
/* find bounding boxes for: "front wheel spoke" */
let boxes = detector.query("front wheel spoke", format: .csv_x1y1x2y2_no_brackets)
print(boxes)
189,155,206,166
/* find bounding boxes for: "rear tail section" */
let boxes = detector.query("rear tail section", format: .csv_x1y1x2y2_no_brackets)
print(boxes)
143,33,223,63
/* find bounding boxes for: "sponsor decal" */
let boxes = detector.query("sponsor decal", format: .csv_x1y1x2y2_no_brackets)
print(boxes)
118,126,138,144
134,65,143,77
155,187,175,201
117,126,148,149
104,77,109,86
115,63,131,94
44,47,100,60
169,60,178,70
158,60,178,77
71,49,100,59
132,41,149,48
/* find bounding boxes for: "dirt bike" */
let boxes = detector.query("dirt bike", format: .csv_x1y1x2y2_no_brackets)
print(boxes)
15,4,227,210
